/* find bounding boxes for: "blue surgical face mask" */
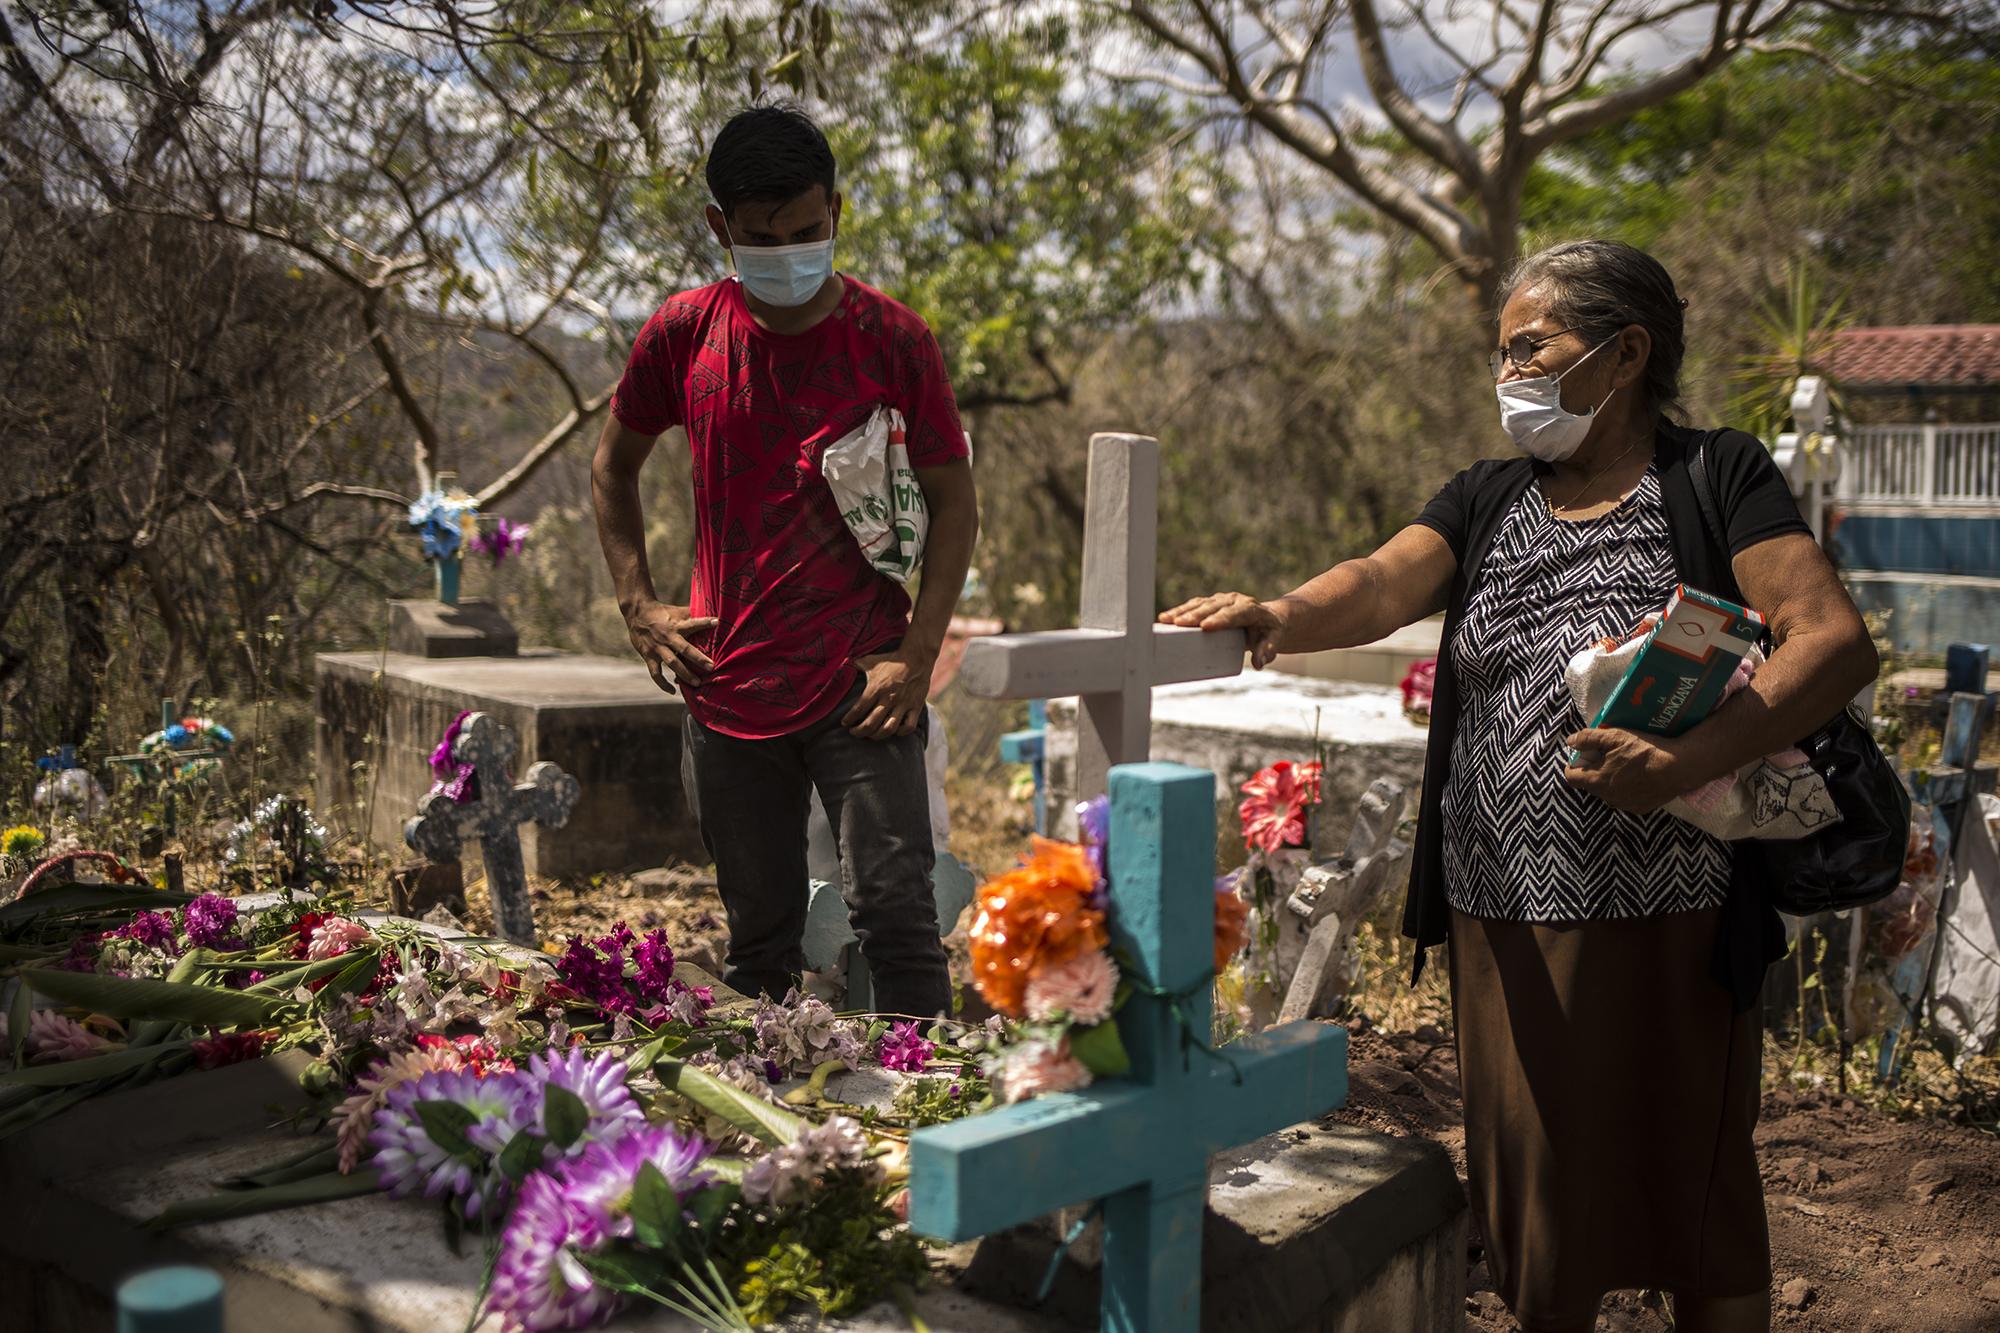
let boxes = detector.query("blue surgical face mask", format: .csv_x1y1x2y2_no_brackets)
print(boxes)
1494,336,1617,462
723,215,836,308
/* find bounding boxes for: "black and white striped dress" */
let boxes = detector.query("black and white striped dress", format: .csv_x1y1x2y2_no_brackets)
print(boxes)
1440,467,1731,921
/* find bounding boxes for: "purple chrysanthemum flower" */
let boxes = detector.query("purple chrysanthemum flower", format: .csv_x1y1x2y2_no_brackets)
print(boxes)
486,1170,621,1333
114,910,181,953
632,929,675,1002
182,893,240,950
525,1049,645,1152
370,1067,534,1218
556,1124,715,1239
877,1021,936,1073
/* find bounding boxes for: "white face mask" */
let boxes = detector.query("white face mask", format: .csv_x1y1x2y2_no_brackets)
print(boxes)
1494,336,1617,462
723,215,836,308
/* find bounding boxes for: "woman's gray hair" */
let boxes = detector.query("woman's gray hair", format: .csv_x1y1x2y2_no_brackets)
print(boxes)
1500,240,1688,416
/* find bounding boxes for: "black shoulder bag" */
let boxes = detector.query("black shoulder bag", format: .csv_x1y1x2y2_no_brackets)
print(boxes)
1689,436,1912,916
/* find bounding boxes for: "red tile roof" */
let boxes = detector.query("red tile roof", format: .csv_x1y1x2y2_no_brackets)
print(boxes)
1818,326,2000,389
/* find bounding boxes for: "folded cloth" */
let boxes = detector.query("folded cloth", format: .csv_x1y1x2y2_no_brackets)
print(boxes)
1565,630,1841,841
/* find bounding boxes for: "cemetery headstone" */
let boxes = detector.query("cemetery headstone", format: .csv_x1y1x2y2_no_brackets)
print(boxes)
801,860,977,1012
908,761,1349,1333
958,433,1248,800
387,598,519,659
1277,778,1411,1026
403,712,580,945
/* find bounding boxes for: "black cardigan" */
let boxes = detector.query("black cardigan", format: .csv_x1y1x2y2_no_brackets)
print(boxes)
1401,421,1810,1012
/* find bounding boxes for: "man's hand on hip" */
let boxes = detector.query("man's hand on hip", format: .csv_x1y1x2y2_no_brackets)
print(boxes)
843,648,934,739
625,601,717,693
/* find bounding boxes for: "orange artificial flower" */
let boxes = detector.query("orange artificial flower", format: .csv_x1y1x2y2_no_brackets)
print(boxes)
969,837,1109,1016
1213,882,1250,974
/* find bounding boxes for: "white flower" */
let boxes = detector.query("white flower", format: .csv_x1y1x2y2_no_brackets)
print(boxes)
741,1115,877,1207
984,1038,1091,1104
1024,950,1119,1025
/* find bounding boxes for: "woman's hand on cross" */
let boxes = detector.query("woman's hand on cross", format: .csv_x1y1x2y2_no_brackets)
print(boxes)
1157,593,1290,669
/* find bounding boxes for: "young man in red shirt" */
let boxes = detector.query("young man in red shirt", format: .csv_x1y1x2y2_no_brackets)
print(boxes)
591,105,977,1019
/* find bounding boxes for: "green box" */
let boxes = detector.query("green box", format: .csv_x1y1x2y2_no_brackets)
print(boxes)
1590,584,1766,738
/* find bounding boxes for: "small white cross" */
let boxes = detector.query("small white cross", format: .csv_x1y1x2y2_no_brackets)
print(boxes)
959,433,1247,799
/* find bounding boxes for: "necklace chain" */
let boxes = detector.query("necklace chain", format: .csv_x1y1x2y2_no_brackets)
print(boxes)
1546,436,1646,514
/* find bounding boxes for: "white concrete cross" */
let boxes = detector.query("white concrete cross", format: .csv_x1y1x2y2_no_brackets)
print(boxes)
959,433,1247,799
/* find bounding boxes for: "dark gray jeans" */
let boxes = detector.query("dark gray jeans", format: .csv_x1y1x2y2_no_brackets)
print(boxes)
679,676,949,1018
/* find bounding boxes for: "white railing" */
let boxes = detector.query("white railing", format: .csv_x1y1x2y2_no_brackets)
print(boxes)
1842,422,2000,508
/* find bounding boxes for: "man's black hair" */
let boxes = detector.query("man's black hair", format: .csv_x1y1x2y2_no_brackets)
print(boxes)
705,104,837,222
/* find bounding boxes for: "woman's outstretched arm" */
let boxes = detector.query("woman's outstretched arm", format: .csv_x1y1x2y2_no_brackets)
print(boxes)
1157,524,1458,667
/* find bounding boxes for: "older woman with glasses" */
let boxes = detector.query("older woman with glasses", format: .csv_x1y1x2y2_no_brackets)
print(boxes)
1162,239,1877,1333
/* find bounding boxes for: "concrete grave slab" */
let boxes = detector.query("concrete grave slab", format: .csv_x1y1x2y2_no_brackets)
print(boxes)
1043,672,1429,843
0,1049,1462,1333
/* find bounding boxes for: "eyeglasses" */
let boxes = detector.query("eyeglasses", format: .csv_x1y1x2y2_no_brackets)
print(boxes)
1489,327,1581,380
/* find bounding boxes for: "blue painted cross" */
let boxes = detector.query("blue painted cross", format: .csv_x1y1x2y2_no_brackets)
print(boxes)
907,761,1349,1331
999,699,1049,833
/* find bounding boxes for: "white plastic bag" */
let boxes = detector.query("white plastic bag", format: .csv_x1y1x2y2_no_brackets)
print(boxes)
1564,626,1841,841
820,404,927,583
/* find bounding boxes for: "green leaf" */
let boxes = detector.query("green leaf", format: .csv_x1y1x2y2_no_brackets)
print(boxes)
697,1156,747,1184
497,1130,547,1183
244,950,365,994
133,949,211,1046
656,1061,805,1148
1068,1020,1131,1078
0,1085,95,1141
625,1034,667,1076
0,1040,190,1087
222,1140,340,1188
629,1161,685,1253
147,1168,384,1230
318,946,383,1001
581,1246,676,1295
0,943,60,963
0,883,193,931
22,969,292,1026
688,1180,740,1237
414,1099,480,1161
442,1202,464,1258
542,1082,588,1149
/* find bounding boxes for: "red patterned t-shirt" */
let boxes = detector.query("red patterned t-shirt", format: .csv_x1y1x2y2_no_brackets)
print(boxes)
610,275,969,739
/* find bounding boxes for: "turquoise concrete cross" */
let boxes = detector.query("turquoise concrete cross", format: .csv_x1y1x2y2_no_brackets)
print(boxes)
908,762,1349,1331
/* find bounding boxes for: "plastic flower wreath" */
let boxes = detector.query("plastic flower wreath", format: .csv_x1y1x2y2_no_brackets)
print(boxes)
408,489,478,561
968,837,1108,1018
1399,657,1437,722
472,516,531,565
1238,759,1323,854
138,716,235,784
971,794,1259,1104
224,794,333,868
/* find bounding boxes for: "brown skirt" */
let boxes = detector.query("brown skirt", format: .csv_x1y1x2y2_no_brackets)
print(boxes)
1449,905,1770,1331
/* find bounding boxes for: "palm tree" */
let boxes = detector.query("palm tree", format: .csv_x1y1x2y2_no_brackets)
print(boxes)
1727,260,1853,444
